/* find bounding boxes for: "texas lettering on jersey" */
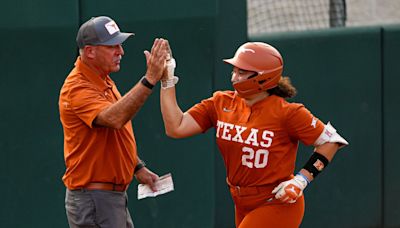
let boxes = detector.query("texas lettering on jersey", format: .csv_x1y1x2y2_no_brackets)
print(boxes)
216,120,274,149
216,120,274,169
188,92,325,179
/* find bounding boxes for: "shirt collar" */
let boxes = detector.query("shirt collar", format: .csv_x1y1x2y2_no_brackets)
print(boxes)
74,57,113,91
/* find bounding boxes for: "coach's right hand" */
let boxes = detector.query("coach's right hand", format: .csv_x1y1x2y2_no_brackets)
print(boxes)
143,38,169,85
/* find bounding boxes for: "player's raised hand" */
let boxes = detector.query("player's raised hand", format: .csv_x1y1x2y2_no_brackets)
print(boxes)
162,40,176,81
272,174,308,203
160,40,179,89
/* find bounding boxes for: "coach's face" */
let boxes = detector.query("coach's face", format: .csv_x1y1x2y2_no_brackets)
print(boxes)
92,44,124,75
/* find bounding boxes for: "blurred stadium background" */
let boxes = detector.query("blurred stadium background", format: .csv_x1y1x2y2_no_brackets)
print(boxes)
248,0,400,34
1,0,399,227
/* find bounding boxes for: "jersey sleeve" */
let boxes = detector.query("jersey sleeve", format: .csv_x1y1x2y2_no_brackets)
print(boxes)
285,103,325,146
67,82,111,128
187,96,217,133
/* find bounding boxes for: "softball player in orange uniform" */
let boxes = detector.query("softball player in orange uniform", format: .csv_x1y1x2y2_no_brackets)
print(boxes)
159,42,348,227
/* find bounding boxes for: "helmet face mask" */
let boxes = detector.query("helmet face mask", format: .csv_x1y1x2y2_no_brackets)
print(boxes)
224,42,283,98
233,72,281,97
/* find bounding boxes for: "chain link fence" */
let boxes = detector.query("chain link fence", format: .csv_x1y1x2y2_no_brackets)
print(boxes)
248,0,400,36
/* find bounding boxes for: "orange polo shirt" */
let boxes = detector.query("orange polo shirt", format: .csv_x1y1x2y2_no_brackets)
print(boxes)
188,91,324,187
59,57,138,189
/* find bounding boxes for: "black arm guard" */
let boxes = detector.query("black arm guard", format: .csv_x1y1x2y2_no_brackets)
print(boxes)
303,152,329,177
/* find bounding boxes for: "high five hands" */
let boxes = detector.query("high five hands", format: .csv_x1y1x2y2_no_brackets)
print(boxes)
143,38,170,85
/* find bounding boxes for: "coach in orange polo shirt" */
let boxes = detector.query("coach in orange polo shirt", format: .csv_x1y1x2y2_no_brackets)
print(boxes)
59,16,169,228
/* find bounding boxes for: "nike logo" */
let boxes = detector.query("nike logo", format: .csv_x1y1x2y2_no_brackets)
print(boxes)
223,107,233,112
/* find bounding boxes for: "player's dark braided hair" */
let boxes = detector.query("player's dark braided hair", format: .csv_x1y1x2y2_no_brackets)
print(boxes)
267,76,297,99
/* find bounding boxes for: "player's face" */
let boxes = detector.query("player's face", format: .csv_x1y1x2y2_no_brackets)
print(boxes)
93,44,124,74
231,67,257,83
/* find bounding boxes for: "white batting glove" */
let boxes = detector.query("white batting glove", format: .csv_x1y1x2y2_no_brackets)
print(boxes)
165,56,176,80
271,174,309,203
161,57,179,89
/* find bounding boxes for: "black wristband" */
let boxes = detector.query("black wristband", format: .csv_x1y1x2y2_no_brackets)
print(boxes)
140,76,154,89
302,152,329,178
134,160,146,173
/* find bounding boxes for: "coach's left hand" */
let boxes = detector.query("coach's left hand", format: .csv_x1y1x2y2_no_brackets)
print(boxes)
135,167,159,192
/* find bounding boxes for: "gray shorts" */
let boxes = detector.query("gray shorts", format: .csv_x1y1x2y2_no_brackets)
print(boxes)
65,189,134,228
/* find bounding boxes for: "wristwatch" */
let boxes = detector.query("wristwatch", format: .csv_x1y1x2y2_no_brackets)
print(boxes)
140,76,154,89
134,160,146,172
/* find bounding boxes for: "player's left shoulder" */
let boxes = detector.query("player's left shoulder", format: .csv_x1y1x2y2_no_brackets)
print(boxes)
271,95,304,111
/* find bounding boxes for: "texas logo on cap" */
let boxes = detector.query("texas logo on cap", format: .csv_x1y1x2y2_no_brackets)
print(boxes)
105,21,120,35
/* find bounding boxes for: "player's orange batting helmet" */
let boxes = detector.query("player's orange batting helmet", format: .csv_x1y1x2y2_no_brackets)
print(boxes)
223,42,283,97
